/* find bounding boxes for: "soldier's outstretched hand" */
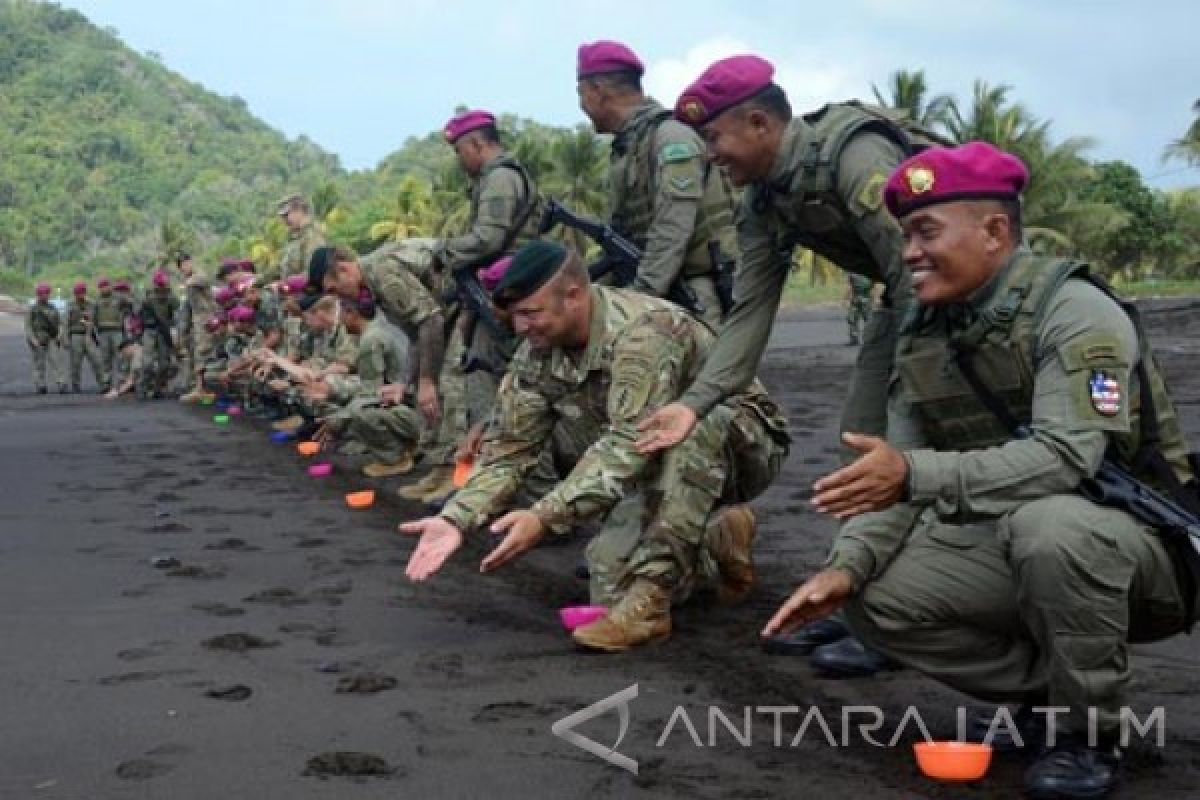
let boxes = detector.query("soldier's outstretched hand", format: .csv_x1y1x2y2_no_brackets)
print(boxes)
635,402,698,455
812,433,908,518
761,568,855,637
400,517,465,582
481,511,547,573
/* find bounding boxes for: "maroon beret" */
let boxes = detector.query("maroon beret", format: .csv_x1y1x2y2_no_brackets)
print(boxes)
674,55,775,127
228,305,256,324
883,141,1029,218
444,110,496,144
96,277,111,289
576,40,644,79
36,282,51,296
73,281,87,294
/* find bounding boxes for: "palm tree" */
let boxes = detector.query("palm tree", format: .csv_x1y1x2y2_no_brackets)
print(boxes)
871,69,953,129
247,218,287,269
429,162,471,238
1163,99,1200,167
546,125,609,217
156,216,195,271
368,175,436,243
312,180,347,227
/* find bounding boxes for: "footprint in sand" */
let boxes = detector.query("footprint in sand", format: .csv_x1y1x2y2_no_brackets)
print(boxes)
303,752,399,779
143,521,192,535
335,673,398,694
115,744,192,781
204,684,253,702
202,633,279,652
98,669,194,686
244,587,309,607
191,602,245,617
165,564,225,580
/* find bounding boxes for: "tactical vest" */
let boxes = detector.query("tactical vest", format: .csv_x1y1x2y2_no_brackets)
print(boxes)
29,303,59,339
609,105,737,277
896,254,1192,489
754,102,948,286
143,292,175,328
93,294,124,330
472,155,542,257
67,300,88,334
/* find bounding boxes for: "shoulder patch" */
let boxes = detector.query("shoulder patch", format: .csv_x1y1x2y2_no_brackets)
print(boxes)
659,141,699,164
856,172,887,212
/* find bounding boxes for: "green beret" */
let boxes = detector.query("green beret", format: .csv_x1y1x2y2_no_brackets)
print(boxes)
492,241,569,307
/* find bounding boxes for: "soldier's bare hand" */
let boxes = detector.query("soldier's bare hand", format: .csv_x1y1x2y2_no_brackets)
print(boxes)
761,569,855,637
378,383,405,407
399,517,464,582
481,511,546,573
635,403,698,455
812,433,908,519
417,379,440,424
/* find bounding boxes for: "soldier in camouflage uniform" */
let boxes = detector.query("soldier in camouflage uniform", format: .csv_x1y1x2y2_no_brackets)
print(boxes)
576,41,737,329
25,283,66,394
637,55,944,674
272,194,327,283
65,281,105,392
397,110,543,503
313,296,421,478
845,273,874,345
91,277,126,390
402,242,790,652
138,270,180,398
177,255,218,402
764,143,1200,799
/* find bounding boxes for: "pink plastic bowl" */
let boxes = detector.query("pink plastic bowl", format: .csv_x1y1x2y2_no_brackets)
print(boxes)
307,462,333,478
559,605,608,631
226,405,242,416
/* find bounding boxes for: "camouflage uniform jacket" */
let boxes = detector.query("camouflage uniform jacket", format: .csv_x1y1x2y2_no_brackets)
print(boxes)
440,286,783,534
327,317,405,403
274,221,327,283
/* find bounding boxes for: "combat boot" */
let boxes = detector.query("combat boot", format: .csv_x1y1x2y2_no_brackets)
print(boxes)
362,452,415,478
572,578,671,653
709,504,756,604
1025,736,1120,799
397,466,452,501
272,414,306,433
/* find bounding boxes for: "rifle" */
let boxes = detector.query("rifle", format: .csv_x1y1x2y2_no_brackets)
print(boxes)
708,240,736,315
539,199,705,317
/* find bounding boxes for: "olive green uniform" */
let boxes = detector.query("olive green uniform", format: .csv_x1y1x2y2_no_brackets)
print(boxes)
139,288,179,395
25,300,65,392
273,221,326,284
92,291,126,387
680,105,919,457
440,286,790,604
609,98,737,329
828,250,1195,738
180,276,217,390
431,154,541,466
66,296,105,390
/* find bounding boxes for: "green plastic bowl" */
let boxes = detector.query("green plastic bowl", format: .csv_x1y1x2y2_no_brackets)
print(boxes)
213,414,230,424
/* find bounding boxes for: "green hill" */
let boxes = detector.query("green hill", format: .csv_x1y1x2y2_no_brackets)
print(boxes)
0,0,342,290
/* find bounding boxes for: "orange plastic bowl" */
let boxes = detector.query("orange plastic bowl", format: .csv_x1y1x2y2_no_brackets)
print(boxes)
296,441,320,457
453,458,474,488
913,741,993,782
345,490,376,509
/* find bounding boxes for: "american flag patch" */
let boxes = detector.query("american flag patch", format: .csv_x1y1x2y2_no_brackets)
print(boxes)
1088,369,1121,416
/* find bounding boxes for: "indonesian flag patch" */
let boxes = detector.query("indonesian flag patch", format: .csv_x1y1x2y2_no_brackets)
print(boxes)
1088,369,1122,416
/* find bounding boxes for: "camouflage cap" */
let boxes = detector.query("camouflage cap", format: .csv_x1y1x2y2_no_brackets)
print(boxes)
276,193,308,216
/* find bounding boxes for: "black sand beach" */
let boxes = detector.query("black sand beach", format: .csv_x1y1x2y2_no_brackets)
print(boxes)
2,304,1199,799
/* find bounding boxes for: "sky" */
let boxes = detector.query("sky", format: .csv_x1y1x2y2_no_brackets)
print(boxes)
64,0,1199,188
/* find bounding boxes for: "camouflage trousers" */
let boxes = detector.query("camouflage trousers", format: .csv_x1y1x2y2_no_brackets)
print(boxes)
29,341,64,391
68,333,106,389
334,402,422,464
839,306,898,462
96,329,124,388
844,495,1191,738
586,399,788,605
846,296,871,343
426,317,510,466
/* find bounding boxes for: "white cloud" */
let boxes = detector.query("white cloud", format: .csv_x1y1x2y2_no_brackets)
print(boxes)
644,36,871,112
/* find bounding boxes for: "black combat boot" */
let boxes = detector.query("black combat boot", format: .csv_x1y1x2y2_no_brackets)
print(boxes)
1025,735,1120,799
810,635,898,677
763,617,850,656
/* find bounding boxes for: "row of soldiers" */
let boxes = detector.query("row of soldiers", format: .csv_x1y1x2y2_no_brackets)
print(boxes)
29,40,1199,799
24,270,181,398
